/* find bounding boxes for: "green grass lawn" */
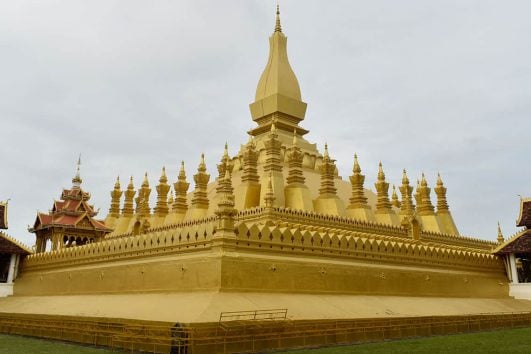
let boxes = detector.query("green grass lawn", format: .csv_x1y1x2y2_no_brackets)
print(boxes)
0,334,115,354
282,327,531,354
1,327,530,353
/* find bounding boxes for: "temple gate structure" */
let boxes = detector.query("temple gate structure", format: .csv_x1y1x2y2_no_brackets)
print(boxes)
494,198,531,299
0,202,32,297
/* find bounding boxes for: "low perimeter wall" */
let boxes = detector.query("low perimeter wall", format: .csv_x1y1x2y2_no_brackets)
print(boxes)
1,312,531,354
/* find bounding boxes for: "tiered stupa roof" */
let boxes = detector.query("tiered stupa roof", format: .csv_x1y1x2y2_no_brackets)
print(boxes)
30,160,111,252
105,6,460,238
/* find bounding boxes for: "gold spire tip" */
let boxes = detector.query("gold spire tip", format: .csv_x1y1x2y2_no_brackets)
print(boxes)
275,4,282,33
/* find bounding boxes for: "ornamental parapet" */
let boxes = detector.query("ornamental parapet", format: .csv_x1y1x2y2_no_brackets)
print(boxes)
234,222,502,272
22,220,216,271
237,207,496,251
106,215,218,239
22,207,500,273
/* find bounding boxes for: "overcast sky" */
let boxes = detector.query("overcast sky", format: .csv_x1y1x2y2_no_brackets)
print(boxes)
1,0,530,247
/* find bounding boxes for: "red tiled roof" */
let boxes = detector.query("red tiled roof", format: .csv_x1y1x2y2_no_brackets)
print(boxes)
32,186,111,234
0,231,32,254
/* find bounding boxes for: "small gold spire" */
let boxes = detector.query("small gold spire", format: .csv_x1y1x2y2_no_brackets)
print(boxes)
323,143,329,159
292,129,298,146
199,153,206,171
122,176,136,216
154,167,170,217
167,188,174,207
264,172,276,207
109,175,123,217
402,169,409,185
434,172,450,212
179,161,186,177
399,169,415,215
377,162,385,181
497,222,505,244
374,162,392,211
275,4,282,33
421,172,428,187
160,166,167,183
142,172,149,187
353,153,361,174
391,185,401,208
173,161,190,214
348,153,368,208
417,174,435,215
191,153,210,210
72,155,83,188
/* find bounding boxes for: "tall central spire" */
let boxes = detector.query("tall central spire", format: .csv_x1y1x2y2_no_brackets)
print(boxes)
275,5,282,33
249,5,308,137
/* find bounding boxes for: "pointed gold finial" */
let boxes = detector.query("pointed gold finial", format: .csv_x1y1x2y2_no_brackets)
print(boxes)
275,4,282,33
353,153,361,174
324,143,329,158
128,175,134,188
391,184,400,208
142,172,149,187
223,142,229,157
437,172,443,186
402,169,409,185
497,222,504,244
109,173,123,217
421,172,428,187
160,166,167,183
292,129,298,146
71,155,83,188
377,161,385,181
199,153,206,171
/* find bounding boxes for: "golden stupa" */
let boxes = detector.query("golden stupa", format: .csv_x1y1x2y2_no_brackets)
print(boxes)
2,6,531,353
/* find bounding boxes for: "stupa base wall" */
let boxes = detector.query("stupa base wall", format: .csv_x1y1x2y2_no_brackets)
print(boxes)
13,245,509,298
13,249,222,296
220,250,509,298
13,248,508,298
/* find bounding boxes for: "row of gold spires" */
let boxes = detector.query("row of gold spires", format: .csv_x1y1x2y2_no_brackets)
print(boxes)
107,135,452,220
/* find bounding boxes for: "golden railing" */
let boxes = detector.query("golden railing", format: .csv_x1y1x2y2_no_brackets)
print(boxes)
1,311,530,353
